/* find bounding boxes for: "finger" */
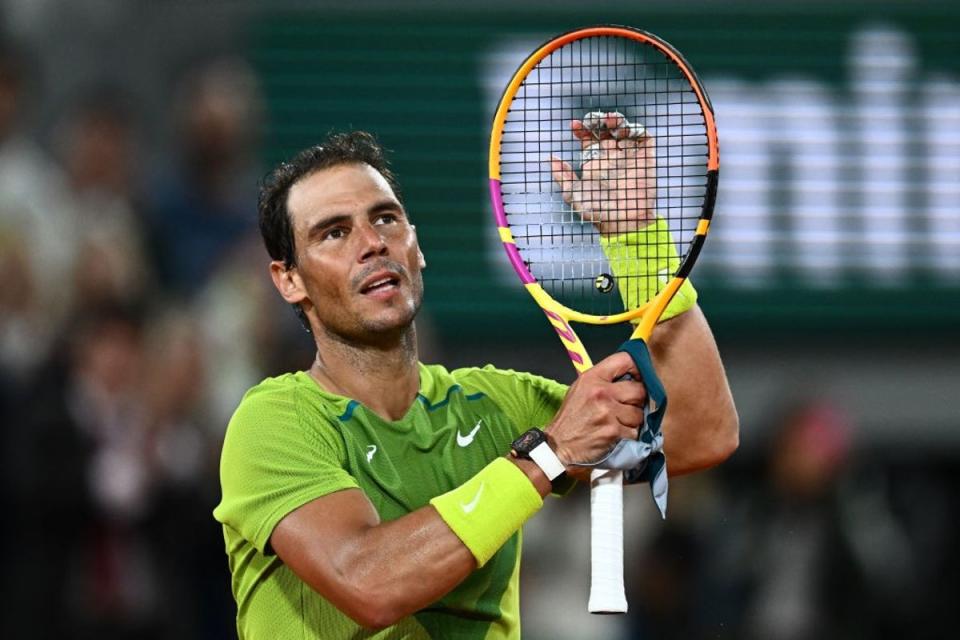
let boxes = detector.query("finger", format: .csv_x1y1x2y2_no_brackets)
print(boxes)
584,111,623,131
605,113,631,138
590,351,640,382
572,119,599,149
615,404,645,429
619,425,641,441
610,115,647,143
580,112,623,146
615,132,652,154
580,143,603,165
591,112,627,141
549,155,578,200
610,378,648,407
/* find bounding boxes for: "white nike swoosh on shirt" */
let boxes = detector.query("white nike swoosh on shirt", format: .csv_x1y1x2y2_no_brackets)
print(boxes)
366,445,377,462
457,419,483,447
461,483,485,514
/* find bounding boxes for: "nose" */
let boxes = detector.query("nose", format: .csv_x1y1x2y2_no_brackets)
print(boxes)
357,221,388,262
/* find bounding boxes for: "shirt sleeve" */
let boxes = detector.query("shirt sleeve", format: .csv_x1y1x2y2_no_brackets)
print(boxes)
456,366,578,496
213,383,359,554
454,365,569,436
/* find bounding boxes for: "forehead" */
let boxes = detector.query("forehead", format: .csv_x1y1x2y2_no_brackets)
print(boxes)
286,163,398,228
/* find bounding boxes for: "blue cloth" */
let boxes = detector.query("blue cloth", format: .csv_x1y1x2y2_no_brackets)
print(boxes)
575,338,669,518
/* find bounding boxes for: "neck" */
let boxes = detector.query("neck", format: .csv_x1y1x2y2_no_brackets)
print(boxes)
309,325,420,422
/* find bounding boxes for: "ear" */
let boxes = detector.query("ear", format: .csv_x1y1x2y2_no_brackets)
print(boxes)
269,261,307,305
411,224,426,269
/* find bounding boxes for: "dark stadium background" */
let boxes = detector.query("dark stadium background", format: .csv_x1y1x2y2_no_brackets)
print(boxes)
0,1,956,638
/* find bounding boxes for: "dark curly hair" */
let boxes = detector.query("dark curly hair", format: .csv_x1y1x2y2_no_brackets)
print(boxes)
258,131,402,269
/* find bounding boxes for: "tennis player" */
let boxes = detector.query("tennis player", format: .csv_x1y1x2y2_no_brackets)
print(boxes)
214,126,737,639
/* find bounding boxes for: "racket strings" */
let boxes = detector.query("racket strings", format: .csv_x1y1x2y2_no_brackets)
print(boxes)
500,35,709,316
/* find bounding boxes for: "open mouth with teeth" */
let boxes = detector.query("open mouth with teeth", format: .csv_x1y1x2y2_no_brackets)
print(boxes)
360,276,400,294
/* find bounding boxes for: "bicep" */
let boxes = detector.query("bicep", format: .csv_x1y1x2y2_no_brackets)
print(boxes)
269,486,479,628
270,488,380,606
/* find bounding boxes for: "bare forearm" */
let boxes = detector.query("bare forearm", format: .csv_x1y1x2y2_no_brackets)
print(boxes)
346,458,550,624
648,305,739,474
347,505,477,623
275,459,551,628
274,492,471,627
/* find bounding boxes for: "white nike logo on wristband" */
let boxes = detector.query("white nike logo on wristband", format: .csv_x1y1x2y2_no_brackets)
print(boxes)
461,483,485,514
457,419,483,447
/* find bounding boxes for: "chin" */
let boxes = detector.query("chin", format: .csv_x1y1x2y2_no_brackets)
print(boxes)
354,297,418,332
363,309,418,334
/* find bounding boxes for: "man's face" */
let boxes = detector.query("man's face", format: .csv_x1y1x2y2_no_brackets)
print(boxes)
282,163,425,343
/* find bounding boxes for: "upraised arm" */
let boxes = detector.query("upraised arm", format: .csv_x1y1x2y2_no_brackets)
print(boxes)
550,111,738,475
647,304,739,474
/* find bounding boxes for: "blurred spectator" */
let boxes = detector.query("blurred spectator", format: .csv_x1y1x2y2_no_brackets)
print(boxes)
190,230,315,435
622,469,726,640
5,301,235,639
140,309,236,639
699,401,930,640
740,402,857,640
146,58,261,296
54,86,153,309
0,38,74,383
7,303,164,638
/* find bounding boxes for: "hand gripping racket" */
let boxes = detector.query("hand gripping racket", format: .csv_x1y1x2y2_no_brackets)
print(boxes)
487,25,718,613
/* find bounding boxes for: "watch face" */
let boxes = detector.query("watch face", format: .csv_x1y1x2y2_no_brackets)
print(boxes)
514,428,545,454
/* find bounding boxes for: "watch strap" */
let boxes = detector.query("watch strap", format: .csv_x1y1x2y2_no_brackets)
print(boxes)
528,441,566,481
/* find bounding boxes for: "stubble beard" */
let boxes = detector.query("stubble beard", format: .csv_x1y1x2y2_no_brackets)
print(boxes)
321,271,424,352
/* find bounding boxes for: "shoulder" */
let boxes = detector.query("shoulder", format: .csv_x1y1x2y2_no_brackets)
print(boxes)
223,371,349,458
229,372,304,427
450,364,567,398
418,362,567,404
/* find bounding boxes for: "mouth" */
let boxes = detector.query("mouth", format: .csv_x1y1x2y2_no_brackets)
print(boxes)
359,271,402,295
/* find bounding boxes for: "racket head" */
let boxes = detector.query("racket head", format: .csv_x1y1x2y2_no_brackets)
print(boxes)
489,25,719,339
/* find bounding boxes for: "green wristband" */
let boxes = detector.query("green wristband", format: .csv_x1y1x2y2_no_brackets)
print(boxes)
599,218,698,322
429,457,543,568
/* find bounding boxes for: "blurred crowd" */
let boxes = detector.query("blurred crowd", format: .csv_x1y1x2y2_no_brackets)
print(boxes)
620,402,958,640
518,398,959,640
0,37,311,639
1,28,957,640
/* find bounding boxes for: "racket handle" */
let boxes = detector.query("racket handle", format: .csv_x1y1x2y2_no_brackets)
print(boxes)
588,467,627,614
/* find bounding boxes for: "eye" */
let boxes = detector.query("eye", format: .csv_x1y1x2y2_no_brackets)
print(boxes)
374,212,399,225
323,227,347,241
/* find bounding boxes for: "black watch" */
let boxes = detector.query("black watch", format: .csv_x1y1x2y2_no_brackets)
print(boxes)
510,428,566,481
511,428,547,458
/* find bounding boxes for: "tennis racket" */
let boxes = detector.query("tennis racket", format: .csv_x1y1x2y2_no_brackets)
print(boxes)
488,25,718,613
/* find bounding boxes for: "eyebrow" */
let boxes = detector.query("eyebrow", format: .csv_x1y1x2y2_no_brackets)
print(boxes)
305,214,350,242
303,199,405,241
368,199,405,217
